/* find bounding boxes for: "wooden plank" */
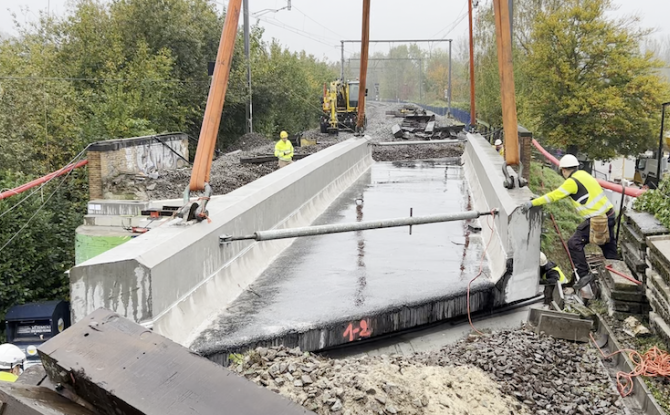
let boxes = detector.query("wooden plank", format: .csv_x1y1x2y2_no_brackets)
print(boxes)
38,309,313,415
0,383,96,415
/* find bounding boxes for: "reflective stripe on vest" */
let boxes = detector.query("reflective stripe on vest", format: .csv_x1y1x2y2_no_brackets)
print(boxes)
569,171,614,219
0,371,17,382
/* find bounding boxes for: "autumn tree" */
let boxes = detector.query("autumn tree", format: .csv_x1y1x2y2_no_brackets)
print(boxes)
526,0,669,159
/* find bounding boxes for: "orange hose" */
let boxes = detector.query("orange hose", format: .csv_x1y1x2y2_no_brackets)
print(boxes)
589,332,670,396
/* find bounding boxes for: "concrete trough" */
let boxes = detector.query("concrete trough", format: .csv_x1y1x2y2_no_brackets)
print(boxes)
69,138,373,345
191,133,541,363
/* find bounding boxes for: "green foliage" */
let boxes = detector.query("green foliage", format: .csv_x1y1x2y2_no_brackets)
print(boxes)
529,162,584,275
526,0,669,159
633,176,670,228
0,0,337,329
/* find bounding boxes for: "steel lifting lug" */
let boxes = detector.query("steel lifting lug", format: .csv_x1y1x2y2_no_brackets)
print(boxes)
517,162,528,188
502,162,515,189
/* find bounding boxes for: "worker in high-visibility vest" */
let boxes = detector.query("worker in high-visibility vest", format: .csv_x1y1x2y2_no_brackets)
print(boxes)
0,343,26,382
494,139,504,156
539,252,568,307
522,154,617,290
275,131,294,168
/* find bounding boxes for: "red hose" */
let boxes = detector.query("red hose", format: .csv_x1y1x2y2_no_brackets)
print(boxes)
532,139,645,198
0,160,88,200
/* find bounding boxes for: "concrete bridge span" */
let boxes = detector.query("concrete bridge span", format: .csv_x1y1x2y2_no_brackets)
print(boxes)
69,133,541,355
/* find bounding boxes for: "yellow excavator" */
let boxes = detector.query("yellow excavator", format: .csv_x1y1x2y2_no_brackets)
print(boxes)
320,80,364,135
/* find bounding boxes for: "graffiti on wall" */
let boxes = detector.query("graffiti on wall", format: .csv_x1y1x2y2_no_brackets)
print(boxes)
124,139,188,175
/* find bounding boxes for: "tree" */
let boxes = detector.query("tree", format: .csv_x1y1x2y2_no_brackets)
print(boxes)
526,0,669,159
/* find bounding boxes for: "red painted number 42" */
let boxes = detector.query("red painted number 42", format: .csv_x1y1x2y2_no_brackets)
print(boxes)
343,319,372,342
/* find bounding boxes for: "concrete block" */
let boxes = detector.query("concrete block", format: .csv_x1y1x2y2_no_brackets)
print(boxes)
463,133,540,304
649,273,670,303
38,309,313,415
647,283,670,325
529,308,582,327
649,312,670,349
602,260,643,292
0,383,96,415
600,274,646,303
647,235,670,280
424,121,435,133
626,210,669,237
70,139,373,345
392,124,403,138
648,249,670,284
536,314,593,342
87,200,150,216
620,222,646,252
621,241,648,275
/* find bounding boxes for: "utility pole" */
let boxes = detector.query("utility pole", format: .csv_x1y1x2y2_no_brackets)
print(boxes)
468,0,476,129
341,41,345,80
356,0,371,132
448,39,452,116
243,0,252,133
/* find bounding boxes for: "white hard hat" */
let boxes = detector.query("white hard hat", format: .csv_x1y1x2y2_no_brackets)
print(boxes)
0,344,25,370
559,154,579,169
539,252,548,267
494,139,502,146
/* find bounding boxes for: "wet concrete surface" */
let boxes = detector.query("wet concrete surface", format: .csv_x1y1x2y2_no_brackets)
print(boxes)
192,159,496,359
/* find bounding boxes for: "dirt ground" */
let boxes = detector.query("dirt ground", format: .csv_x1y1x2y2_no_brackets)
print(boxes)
104,102,466,201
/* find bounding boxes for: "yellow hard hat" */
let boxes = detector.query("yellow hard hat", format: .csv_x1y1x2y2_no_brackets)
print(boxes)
280,131,288,139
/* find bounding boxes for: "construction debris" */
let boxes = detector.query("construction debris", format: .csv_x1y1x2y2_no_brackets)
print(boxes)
233,346,529,415
622,316,651,338
385,104,464,140
235,328,626,415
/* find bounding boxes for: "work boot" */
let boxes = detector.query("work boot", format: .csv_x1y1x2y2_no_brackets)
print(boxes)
574,272,594,291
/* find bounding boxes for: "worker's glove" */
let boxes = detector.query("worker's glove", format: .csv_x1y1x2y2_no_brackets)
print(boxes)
284,150,291,155
520,201,533,213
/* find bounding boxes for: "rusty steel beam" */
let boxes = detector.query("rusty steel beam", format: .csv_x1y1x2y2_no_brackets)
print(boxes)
356,0,371,131
493,0,520,166
189,0,243,191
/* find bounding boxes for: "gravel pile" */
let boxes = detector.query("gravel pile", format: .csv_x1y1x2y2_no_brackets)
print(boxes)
233,346,529,415
231,329,627,415
419,330,625,415
225,132,273,152
105,102,466,200
372,143,464,162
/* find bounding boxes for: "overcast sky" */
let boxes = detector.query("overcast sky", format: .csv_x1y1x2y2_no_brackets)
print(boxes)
2,0,670,62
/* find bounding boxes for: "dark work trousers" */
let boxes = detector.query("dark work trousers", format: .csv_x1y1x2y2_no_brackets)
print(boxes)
567,213,618,277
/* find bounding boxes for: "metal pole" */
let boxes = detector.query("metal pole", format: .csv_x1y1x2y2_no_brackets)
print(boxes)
220,210,497,243
508,0,513,40
356,0,371,131
418,59,422,103
448,40,452,116
243,0,252,133
341,41,345,81
656,103,670,187
468,0,476,129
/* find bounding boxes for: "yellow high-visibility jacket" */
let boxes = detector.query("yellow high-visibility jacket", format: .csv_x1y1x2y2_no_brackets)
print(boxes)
275,139,294,162
531,170,613,219
0,371,17,382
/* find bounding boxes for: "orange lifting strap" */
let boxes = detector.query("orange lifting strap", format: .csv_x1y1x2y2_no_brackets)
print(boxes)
189,0,243,192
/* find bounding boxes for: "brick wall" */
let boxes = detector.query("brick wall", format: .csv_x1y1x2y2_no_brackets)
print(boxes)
86,133,189,200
